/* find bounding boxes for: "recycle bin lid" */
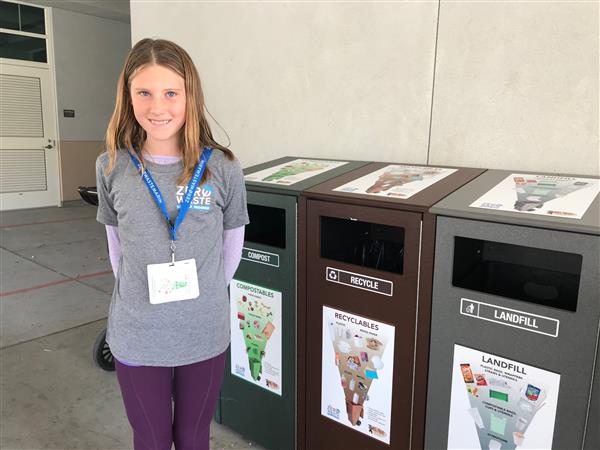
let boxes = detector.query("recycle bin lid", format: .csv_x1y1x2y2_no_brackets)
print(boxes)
303,161,485,213
429,169,600,235
243,156,370,195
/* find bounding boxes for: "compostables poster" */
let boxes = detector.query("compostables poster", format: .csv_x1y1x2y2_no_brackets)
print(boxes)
321,306,395,444
333,165,457,199
447,345,560,450
230,279,282,395
244,159,348,185
470,174,600,219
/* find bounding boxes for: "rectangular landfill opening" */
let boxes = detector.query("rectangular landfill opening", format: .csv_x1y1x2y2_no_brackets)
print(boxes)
245,204,286,249
320,216,404,274
452,236,581,311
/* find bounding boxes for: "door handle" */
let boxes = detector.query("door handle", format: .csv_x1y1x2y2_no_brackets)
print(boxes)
44,144,53,149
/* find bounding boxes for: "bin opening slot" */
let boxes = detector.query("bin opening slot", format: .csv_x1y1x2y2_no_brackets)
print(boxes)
245,204,286,249
452,237,581,312
320,216,404,274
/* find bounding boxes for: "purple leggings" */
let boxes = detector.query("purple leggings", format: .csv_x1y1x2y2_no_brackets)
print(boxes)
115,352,226,450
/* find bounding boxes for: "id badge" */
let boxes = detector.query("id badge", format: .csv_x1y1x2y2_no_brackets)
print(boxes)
147,258,200,304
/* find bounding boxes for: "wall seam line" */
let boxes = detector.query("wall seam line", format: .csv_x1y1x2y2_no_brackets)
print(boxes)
426,0,442,165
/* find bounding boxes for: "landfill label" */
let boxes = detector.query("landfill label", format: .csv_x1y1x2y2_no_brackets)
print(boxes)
244,159,348,185
448,344,560,450
470,173,600,219
460,299,560,338
321,306,395,444
230,279,282,395
333,164,457,199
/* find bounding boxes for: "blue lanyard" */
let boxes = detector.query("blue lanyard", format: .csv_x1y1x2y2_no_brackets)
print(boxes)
129,148,212,259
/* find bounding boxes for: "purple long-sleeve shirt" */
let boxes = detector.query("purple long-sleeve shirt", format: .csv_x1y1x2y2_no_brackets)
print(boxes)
105,154,245,284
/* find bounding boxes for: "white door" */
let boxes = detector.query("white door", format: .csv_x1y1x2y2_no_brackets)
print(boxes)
1,61,61,210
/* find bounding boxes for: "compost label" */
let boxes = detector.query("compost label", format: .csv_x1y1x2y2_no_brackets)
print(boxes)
321,306,395,444
448,345,560,450
241,247,280,268
230,279,282,395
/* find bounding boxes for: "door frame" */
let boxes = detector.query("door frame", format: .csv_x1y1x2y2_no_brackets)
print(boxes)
1,1,62,210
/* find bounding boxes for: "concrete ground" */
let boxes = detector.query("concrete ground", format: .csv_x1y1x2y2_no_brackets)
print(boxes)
1,201,264,450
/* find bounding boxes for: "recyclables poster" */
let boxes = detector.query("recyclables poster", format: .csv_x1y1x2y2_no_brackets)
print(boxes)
333,165,457,199
448,344,560,450
230,279,282,395
244,159,348,185
321,306,395,444
470,173,600,219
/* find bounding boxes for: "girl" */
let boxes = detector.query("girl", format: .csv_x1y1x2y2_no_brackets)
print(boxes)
96,38,248,450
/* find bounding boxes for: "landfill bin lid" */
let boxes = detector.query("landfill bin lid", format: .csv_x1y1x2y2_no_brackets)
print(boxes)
303,161,485,213
243,156,370,195
430,169,600,235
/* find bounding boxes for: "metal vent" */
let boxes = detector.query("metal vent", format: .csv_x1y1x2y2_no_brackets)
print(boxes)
0,74,44,137
0,149,47,193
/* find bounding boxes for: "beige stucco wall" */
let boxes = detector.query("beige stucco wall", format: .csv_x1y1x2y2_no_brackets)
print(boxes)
131,2,439,168
130,1,598,175
59,141,103,201
51,8,130,201
428,1,599,175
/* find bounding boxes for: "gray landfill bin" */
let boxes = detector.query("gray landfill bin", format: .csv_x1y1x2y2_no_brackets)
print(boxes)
425,170,600,450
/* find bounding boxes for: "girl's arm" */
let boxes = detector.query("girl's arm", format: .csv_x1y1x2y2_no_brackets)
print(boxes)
223,226,245,284
105,225,121,277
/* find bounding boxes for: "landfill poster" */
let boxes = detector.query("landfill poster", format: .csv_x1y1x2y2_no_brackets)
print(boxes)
447,344,560,450
230,279,282,395
244,159,348,185
333,164,457,199
470,173,600,219
321,306,395,444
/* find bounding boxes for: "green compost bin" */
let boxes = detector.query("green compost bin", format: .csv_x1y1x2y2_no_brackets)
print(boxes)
217,156,369,450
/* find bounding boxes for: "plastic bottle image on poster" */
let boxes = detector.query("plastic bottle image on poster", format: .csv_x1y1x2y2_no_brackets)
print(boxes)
447,344,560,450
230,279,282,395
321,306,395,444
333,164,457,199
469,173,600,219
244,159,348,186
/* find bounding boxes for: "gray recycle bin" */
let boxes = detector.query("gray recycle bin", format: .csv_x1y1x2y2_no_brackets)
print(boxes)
425,170,600,450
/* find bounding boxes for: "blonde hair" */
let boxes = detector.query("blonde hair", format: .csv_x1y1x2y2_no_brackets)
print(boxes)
105,38,233,183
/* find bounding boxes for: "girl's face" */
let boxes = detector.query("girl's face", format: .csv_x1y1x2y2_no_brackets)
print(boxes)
130,64,186,154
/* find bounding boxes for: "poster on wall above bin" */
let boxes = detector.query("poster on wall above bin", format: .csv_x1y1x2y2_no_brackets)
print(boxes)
244,158,348,185
447,344,560,450
230,279,282,396
333,164,457,198
321,306,395,444
470,173,600,219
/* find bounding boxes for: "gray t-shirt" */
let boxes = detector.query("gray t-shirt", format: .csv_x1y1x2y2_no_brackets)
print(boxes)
95,149,249,366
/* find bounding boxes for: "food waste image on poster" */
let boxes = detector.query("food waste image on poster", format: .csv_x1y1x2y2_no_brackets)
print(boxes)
447,344,561,450
244,159,348,185
230,279,282,395
321,306,395,444
470,173,600,219
333,165,457,199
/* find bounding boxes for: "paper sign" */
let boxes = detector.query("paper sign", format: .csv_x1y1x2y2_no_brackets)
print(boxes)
230,279,282,395
448,345,560,450
333,164,457,199
470,174,600,219
245,159,348,185
321,306,395,444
